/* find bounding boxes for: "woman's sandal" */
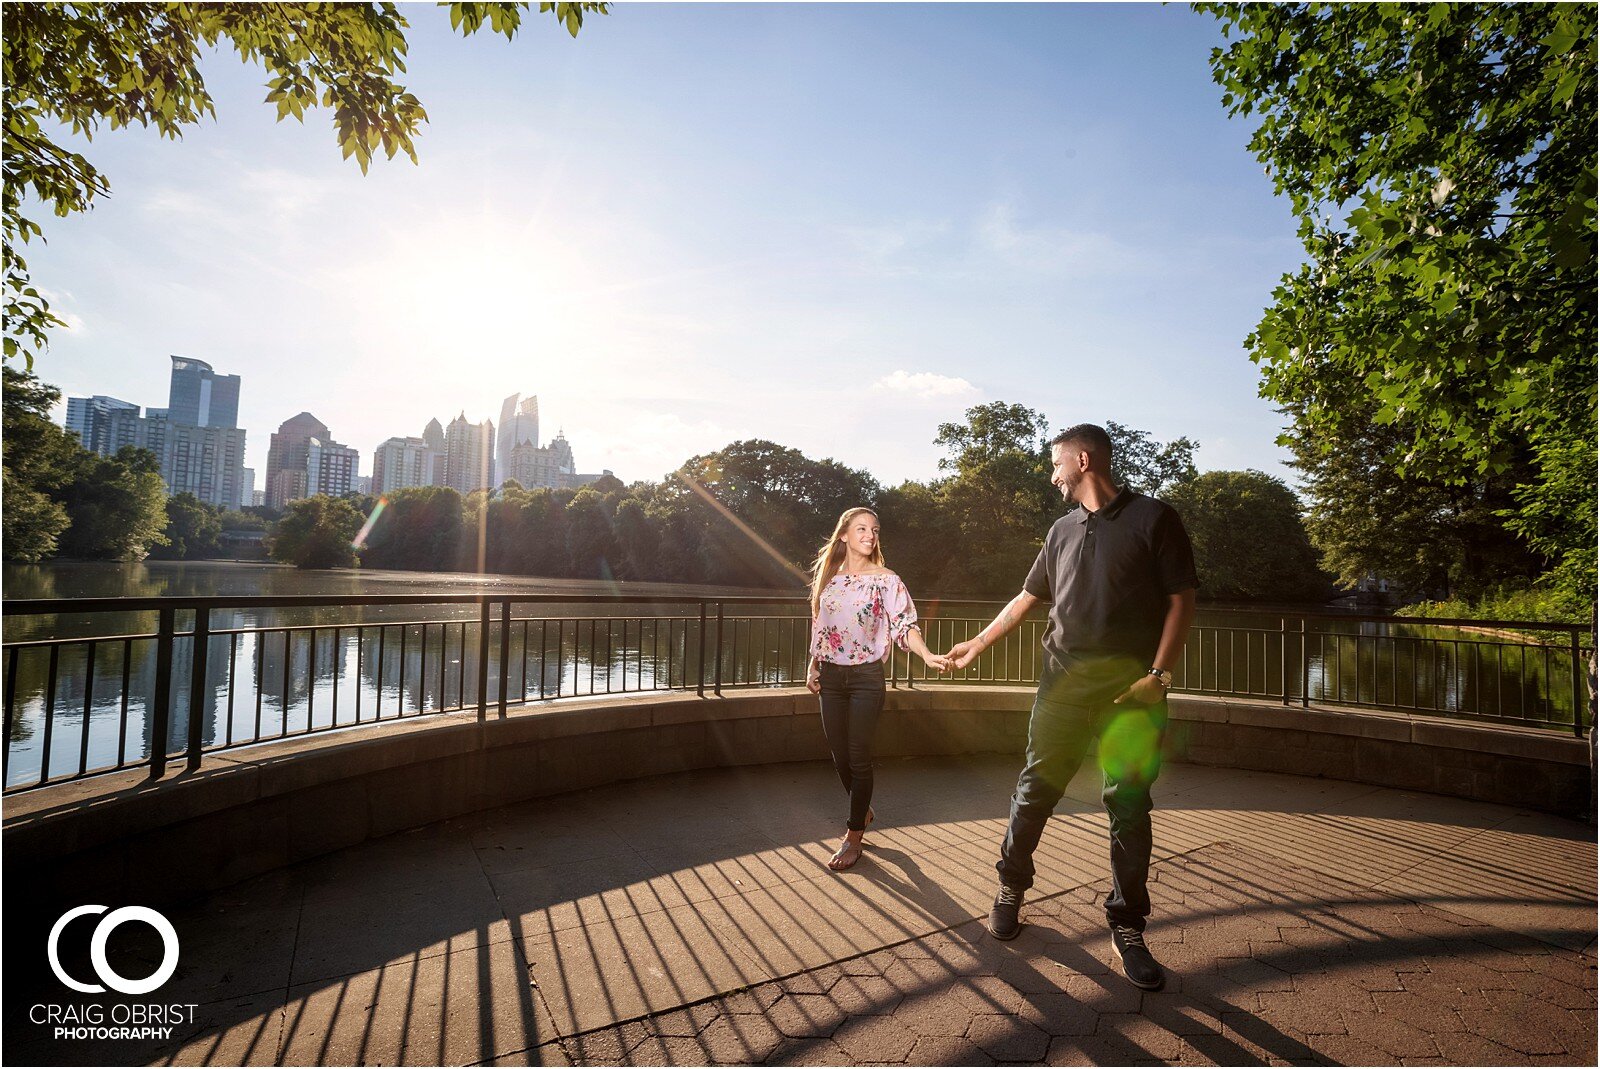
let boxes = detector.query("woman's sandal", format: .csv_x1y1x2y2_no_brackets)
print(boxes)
828,837,863,871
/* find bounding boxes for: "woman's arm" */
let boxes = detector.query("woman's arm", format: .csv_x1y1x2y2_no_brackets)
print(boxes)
806,616,821,693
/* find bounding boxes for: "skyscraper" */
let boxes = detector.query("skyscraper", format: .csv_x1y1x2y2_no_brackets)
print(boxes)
61,356,246,509
265,412,357,509
65,395,139,453
502,430,578,490
444,413,494,494
166,355,240,429
372,436,445,495
497,393,540,486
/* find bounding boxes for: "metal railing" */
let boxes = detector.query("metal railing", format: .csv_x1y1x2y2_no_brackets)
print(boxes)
2,596,1590,793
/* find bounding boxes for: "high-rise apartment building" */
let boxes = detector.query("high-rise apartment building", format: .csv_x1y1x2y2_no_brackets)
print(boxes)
240,467,255,510
164,422,248,506
372,434,445,496
307,437,358,498
497,393,540,486
62,356,247,509
502,431,581,490
265,412,359,509
422,418,445,451
443,413,494,494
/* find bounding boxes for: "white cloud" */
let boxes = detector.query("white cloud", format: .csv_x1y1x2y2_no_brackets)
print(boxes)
873,370,978,399
839,218,952,264
974,201,1142,276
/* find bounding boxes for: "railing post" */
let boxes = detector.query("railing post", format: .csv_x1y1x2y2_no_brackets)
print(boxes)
1300,618,1310,708
1571,629,1586,739
713,602,724,697
150,607,175,779
476,600,491,724
696,602,707,697
1279,617,1289,706
498,600,511,719
186,608,210,771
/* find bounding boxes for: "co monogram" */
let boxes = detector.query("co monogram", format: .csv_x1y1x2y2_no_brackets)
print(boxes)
47,906,179,995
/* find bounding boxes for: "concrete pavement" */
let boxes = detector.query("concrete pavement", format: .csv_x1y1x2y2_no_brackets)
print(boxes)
8,754,1594,1066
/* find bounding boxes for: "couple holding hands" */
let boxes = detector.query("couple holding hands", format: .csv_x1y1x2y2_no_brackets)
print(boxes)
803,423,1198,992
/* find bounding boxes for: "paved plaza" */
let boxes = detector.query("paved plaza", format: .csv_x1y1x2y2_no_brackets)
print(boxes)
10,754,1596,1066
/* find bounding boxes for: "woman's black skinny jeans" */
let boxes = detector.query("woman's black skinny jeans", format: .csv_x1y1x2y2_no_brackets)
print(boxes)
817,659,887,831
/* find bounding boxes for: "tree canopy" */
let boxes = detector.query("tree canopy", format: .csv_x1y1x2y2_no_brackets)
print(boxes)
2,1,608,367
1199,3,1596,611
270,495,364,569
1165,470,1329,602
2,365,169,561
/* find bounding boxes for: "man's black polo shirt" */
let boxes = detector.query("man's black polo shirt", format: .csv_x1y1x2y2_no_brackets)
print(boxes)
1023,488,1198,671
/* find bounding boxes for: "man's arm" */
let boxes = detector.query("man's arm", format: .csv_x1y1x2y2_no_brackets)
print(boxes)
945,589,1043,669
1114,588,1197,704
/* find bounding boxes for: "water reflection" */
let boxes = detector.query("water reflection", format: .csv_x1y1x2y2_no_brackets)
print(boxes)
3,563,1587,790
4,609,818,789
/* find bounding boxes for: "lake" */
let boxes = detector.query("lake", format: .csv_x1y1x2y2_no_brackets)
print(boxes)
1,562,1584,789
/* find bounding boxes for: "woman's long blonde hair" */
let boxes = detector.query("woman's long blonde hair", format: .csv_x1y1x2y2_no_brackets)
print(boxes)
809,507,885,615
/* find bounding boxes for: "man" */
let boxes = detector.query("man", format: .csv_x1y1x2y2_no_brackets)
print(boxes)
945,423,1197,991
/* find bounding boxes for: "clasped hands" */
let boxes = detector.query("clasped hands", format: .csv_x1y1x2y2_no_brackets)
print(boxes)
924,639,980,675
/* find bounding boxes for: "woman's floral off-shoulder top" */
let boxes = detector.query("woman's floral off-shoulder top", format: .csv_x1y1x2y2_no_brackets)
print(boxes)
810,571,920,665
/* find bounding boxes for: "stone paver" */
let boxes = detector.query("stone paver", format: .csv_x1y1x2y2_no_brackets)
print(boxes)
3,756,1593,1066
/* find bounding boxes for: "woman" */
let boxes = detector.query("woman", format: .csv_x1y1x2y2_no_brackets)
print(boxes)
806,507,947,871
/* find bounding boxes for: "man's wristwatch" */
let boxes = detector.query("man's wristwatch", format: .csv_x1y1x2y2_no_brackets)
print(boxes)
1147,667,1173,689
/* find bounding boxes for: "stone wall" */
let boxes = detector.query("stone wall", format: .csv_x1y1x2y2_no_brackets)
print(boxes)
2,687,1588,913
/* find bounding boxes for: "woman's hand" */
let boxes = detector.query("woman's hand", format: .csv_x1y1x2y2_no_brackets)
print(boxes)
806,665,821,694
921,650,952,673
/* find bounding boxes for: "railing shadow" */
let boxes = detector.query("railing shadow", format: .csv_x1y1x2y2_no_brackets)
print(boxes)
3,755,1594,1067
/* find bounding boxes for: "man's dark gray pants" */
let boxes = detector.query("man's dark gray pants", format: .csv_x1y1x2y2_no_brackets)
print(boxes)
996,656,1167,932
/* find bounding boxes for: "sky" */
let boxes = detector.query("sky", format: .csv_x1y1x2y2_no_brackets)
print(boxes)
30,1,1307,490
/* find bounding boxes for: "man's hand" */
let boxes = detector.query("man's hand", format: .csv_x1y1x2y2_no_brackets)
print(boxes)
1113,673,1168,705
946,639,981,670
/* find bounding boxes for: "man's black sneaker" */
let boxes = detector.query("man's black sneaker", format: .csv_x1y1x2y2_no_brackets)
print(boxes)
988,884,1025,940
1111,924,1165,990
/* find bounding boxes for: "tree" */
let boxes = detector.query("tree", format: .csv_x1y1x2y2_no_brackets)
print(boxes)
2,471,70,564
3,365,170,561
358,485,462,571
612,497,659,581
269,495,363,569
1289,421,1543,600
1105,421,1198,496
666,440,879,585
3,1,609,367
565,487,617,579
1164,471,1330,602
1199,3,1597,605
2,365,75,560
933,403,1056,594
55,447,170,561
874,479,960,594
151,492,223,560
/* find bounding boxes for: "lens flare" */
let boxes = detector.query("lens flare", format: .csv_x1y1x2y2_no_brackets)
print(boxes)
351,497,388,550
1097,708,1163,784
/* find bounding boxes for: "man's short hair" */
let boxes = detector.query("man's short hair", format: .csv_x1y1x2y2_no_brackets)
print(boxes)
1050,423,1113,460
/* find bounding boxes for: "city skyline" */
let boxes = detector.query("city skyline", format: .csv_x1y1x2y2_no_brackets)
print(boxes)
65,356,609,507
32,4,1302,489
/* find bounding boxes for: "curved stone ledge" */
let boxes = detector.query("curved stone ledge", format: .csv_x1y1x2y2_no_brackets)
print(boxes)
2,687,1588,912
